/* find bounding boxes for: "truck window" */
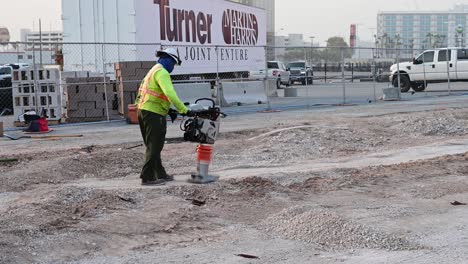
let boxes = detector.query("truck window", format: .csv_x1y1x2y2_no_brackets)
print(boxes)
267,62,279,69
0,67,11,75
438,50,452,62
457,49,468,60
288,62,305,68
423,51,435,63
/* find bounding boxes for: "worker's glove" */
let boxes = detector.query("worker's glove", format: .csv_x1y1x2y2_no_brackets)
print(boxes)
168,109,178,123
185,110,197,117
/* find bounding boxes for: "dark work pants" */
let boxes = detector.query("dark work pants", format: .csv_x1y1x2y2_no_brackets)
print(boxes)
138,109,167,181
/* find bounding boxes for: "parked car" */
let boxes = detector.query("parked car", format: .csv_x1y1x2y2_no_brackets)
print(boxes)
390,48,468,92
0,65,12,85
249,61,291,89
287,61,313,85
0,63,29,84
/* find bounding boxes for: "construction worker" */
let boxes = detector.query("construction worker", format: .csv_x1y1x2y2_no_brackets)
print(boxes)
135,48,195,186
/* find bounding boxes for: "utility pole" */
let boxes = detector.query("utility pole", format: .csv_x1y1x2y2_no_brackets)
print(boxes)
309,36,315,66
39,19,43,66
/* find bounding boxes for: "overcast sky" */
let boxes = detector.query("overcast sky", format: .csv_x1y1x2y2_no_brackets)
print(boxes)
0,0,463,44
276,0,462,45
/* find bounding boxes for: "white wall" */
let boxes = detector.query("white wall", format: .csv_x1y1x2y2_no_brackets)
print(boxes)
62,0,267,75
61,0,138,72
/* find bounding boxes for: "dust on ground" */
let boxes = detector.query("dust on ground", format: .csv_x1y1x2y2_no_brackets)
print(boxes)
1,107,468,263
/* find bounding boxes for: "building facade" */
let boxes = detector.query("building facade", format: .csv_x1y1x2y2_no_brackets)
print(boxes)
452,4,468,12
0,49,57,65
227,0,275,43
0,28,60,65
228,0,275,58
377,7,468,58
20,29,63,51
274,33,318,61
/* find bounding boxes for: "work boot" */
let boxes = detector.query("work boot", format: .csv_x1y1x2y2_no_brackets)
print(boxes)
141,179,166,186
160,174,174,182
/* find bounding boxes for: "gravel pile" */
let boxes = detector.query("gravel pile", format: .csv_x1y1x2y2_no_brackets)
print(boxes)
262,206,416,251
215,127,385,167
392,113,468,136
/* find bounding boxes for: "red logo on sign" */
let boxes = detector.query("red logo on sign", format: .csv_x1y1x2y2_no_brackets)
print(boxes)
154,0,213,44
222,9,258,46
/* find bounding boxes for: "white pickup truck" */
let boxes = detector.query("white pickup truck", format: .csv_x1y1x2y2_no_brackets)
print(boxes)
249,61,291,89
390,48,468,92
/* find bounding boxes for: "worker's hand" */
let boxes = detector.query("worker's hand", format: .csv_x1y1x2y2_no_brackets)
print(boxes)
185,110,197,117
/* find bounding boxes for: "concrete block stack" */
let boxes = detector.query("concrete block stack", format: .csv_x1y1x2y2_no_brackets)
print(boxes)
114,61,154,117
12,67,64,122
65,77,118,122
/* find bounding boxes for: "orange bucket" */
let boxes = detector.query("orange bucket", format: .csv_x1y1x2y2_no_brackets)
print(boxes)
127,104,139,124
197,144,213,163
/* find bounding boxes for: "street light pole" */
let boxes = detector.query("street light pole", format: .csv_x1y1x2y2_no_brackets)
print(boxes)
309,36,315,66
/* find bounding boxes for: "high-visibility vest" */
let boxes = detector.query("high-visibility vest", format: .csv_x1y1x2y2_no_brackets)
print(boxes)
135,64,188,116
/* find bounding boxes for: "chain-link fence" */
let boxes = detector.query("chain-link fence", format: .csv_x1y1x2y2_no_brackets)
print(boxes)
1,42,466,129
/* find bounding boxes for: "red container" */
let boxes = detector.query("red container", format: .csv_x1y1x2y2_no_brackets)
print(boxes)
127,104,139,124
38,118,49,132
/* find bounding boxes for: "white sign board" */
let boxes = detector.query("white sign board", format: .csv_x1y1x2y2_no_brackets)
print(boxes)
134,0,267,75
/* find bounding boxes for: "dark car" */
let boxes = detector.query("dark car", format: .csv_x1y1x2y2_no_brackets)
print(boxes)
0,67,12,114
287,61,313,85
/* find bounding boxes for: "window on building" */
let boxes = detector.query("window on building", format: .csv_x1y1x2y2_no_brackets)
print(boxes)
27,55,33,60
438,50,452,62
17,55,24,60
436,15,449,34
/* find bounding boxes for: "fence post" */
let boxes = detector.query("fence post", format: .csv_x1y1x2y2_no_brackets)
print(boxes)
446,49,451,95
216,45,220,105
341,47,346,104
396,47,402,98
305,46,310,104
265,46,272,110
101,44,110,121
422,50,428,97
16,42,20,64
214,45,225,107
324,47,328,83
32,41,39,113
372,48,377,102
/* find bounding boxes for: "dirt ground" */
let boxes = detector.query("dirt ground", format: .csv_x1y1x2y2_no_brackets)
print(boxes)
1,102,468,263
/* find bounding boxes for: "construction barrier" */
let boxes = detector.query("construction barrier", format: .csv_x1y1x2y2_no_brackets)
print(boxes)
265,79,278,97
221,81,268,105
284,87,298,97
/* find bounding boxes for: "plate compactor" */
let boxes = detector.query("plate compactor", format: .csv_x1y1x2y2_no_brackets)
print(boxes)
170,98,226,184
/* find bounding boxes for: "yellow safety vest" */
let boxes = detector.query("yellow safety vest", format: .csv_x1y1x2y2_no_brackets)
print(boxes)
135,64,188,116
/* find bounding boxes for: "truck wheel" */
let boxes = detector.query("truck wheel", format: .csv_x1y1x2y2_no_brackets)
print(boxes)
412,83,426,92
393,75,411,93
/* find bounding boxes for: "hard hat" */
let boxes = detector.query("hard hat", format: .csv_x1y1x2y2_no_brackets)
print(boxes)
156,48,182,65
